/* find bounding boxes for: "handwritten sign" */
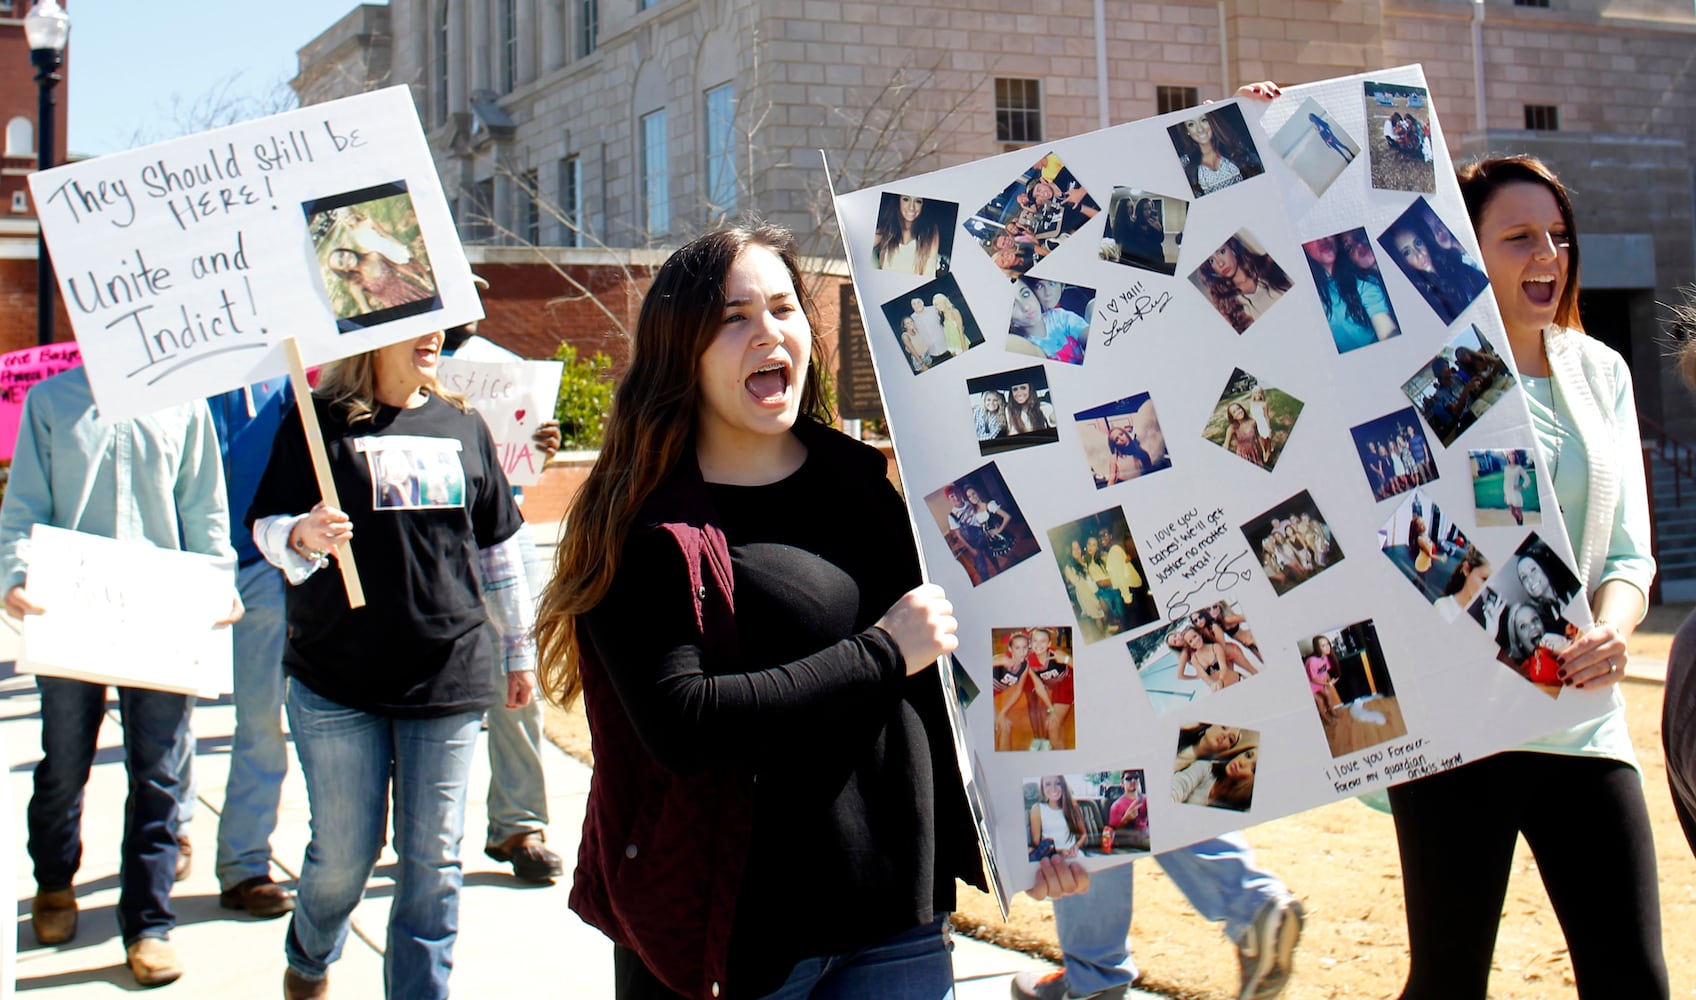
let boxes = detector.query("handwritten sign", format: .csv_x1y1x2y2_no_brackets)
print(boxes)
438,356,565,487
28,86,478,421
0,343,81,460
835,65,1595,906
18,525,234,698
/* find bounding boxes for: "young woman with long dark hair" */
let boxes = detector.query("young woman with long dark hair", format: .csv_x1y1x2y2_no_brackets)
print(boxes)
534,224,1083,1000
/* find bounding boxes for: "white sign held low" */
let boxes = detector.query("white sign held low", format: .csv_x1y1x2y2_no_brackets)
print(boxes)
18,525,235,698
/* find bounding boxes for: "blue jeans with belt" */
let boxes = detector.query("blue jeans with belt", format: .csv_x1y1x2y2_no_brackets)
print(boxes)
27,676,191,943
283,681,482,999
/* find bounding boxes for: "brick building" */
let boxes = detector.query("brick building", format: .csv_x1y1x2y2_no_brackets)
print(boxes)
0,0,72,355
296,0,1696,439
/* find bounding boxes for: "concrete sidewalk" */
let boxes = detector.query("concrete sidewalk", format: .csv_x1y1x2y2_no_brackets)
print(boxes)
0,612,1087,999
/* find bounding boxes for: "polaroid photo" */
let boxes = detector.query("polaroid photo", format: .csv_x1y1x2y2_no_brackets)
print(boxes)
304,181,442,332
967,152,1102,280
1302,227,1402,354
1099,188,1186,275
1349,407,1439,502
1166,103,1266,198
1074,392,1172,488
1189,230,1292,334
1171,722,1261,812
922,462,1041,587
1008,276,1095,365
990,626,1076,751
1297,620,1408,758
869,192,958,277
1047,508,1159,644
1379,198,1491,326
1402,324,1516,447
1470,448,1542,527
1240,491,1345,596
1363,80,1436,193
1203,368,1303,472
969,366,1060,456
1271,97,1361,197
878,272,986,375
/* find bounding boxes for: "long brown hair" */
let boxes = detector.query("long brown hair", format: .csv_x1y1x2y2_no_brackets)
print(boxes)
535,224,830,704
1456,155,1584,332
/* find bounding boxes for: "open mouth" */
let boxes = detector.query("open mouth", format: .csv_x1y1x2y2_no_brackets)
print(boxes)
1523,274,1556,307
744,361,791,404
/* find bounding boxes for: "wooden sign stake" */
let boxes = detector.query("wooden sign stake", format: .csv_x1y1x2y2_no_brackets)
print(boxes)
282,337,366,609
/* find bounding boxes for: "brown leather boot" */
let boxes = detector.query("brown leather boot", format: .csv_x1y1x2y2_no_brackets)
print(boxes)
126,937,184,988
284,968,329,999
484,830,564,883
31,887,77,945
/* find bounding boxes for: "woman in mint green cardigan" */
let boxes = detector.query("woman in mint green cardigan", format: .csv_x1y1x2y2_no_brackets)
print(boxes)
1386,156,1666,999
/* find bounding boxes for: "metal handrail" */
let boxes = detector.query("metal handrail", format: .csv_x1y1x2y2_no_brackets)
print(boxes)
1641,415,1696,507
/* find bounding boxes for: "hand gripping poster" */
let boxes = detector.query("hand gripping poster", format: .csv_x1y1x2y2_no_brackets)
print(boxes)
833,66,1608,907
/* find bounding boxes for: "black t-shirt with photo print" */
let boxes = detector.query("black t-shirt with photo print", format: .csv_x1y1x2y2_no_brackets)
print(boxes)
247,392,522,718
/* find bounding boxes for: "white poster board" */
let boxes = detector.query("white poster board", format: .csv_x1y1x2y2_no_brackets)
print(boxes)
18,526,234,698
438,355,565,487
28,86,478,421
834,66,1602,905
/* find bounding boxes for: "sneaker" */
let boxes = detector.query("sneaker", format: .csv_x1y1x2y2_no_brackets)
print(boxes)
1236,897,1305,1000
1009,969,1128,1000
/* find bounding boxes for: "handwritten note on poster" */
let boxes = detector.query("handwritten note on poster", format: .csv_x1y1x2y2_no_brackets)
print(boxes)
0,343,81,460
28,86,478,421
18,525,234,698
438,356,565,487
835,65,1597,905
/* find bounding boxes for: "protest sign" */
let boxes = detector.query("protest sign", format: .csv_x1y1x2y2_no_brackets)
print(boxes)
18,525,234,698
28,86,476,421
0,343,81,460
438,355,565,487
835,66,1598,905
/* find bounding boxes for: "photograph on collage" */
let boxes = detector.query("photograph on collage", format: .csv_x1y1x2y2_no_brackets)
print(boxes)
869,191,958,277
1074,392,1172,488
878,272,986,374
1166,103,1266,198
1099,187,1186,274
1240,490,1345,596
1302,227,1402,354
1202,368,1303,472
990,626,1076,752
1270,97,1360,197
966,151,1101,280
1362,80,1435,193
1401,324,1515,447
1189,230,1292,334
1470,448,1542,527
1023,771,1150,860
968,366,1059,456
1297,619,1407,758
1046,508,1159,643
1171,722,1261,812
922,462,1042,587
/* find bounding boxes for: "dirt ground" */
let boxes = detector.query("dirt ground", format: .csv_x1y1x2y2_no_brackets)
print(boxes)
543,602,1696,999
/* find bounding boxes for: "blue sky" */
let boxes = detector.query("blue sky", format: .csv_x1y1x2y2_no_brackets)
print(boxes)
65,1,382,158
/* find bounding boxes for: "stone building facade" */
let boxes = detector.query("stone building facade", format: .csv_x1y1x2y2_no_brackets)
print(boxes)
296,0,1696,435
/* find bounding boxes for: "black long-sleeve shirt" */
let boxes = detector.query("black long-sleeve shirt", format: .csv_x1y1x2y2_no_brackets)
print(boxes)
581,443,978,994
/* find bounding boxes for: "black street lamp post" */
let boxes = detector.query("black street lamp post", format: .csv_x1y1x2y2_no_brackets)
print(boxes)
24,1,70,348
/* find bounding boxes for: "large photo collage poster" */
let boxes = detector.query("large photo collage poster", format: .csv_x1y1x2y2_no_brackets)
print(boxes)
834,66,1607,906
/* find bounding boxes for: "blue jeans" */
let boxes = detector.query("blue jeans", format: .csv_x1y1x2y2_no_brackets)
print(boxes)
216,560,290,889
27,677,191,943
485,522,548,843
283,682,482,1000
761,914,954,1000
1053,833,1289,996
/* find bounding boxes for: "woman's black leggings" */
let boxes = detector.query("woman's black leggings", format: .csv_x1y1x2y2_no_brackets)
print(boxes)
1386,751,1667,999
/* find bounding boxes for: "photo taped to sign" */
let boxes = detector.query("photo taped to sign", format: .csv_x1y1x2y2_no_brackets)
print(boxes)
304,181,442,332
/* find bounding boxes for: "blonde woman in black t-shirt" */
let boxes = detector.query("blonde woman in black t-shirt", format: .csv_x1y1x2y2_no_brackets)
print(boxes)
247,333,533,1000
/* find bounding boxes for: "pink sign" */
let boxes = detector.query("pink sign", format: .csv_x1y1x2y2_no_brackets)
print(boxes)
0,343,82,460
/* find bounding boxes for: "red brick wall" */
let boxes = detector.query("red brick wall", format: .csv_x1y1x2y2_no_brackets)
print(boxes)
0,258,73,355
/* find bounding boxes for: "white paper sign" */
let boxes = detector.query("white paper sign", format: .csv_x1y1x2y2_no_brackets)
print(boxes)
834,65,1600,904
438,357,565,487
29,86,479,421
18,525,234,698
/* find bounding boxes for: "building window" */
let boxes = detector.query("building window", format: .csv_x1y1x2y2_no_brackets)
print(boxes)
704,83,737,216
558,155,582,247
642,110,670,237
500,0,518,93
519,169,540,245
1524,104,1559,131
1513,0,1551,7
994,78,1042,145
4,117,33,158
1157,86,1200,116
578,0,598,58
463,179,496,243
435,2,450,125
